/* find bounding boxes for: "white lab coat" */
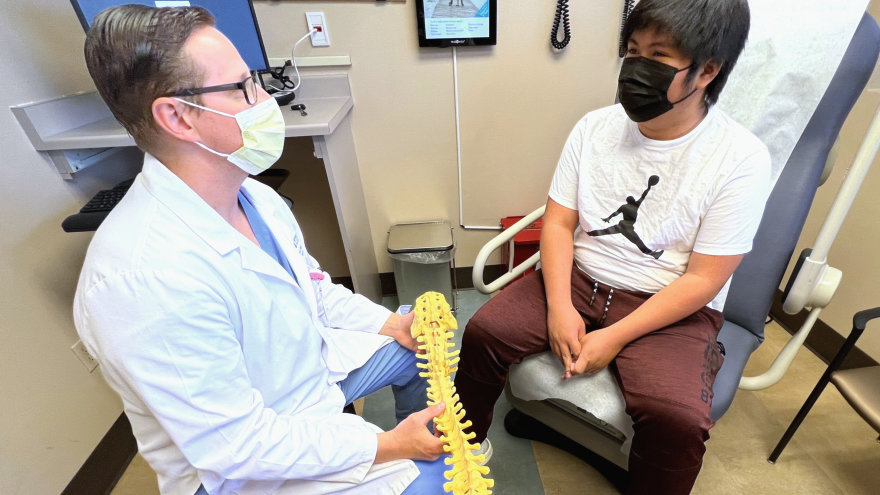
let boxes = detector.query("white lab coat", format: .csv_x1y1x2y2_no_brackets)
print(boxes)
73,155,418,495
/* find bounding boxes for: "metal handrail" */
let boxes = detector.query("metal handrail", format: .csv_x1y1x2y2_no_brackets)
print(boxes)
472,205,545,294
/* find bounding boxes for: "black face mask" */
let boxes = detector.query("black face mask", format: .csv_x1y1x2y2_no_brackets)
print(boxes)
617,57,696,123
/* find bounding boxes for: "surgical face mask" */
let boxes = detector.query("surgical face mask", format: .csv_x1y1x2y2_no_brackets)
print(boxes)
175,97,285,175
617,57,696,123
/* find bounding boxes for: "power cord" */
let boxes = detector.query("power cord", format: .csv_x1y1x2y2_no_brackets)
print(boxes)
258,27,318,107
289,27,318,91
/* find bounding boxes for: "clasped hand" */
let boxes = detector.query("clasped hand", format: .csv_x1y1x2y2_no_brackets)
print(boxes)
570,328,623,376
548,305,622,379
547,304,585,379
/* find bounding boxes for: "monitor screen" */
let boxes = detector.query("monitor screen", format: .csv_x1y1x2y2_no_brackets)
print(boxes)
416,0,497,48
70,0,270,72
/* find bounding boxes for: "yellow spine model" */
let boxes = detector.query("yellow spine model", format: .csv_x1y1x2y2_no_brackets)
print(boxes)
410,291,493,495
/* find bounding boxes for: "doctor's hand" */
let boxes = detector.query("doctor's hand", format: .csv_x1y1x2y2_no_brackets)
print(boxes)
375,403,446,463
547,304,586,380
570,328,623,376
379,311,418,352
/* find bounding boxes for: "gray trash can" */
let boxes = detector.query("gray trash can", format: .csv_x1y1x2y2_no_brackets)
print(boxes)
387,221,455,308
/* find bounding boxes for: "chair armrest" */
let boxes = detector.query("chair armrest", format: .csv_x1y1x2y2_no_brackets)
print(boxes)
472,205,545,294
854,307,880,332
821,306,880,378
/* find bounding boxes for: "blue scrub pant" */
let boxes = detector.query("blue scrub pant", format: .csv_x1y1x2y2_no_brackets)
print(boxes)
340,341,451,494
339,340,429,423
195,342,449,494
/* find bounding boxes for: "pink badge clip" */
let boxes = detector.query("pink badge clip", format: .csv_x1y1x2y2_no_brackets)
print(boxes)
309,272,325,281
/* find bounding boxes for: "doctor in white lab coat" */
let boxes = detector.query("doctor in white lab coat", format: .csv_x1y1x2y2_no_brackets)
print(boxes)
73,5,447,495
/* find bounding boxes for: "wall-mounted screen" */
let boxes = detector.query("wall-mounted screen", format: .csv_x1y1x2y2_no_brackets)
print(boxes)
70,0,270,72
416,0,497,47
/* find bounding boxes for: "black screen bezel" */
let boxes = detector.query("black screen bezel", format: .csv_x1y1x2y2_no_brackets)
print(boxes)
416,0,497,48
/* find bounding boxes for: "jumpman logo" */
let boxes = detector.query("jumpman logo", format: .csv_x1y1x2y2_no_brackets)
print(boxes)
587,175,664,259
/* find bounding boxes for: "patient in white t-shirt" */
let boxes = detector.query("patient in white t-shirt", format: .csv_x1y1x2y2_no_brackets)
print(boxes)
454,1,770,494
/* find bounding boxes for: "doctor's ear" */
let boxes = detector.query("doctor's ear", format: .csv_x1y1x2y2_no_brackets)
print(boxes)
152,97,201,143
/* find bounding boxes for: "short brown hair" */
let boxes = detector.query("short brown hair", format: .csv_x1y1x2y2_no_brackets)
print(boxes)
84,5,215,152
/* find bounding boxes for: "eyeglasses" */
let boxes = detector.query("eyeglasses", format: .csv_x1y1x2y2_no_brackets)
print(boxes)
170,73,259,105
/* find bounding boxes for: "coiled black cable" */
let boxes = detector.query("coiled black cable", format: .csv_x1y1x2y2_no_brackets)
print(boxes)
618,0,635,57
551,0,571,50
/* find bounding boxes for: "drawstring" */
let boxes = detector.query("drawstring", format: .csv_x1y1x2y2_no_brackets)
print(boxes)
588,280,614,326
600,289,614,325
589,281,599,306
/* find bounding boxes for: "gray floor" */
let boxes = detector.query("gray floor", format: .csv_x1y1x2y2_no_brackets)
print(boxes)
363,290,545,494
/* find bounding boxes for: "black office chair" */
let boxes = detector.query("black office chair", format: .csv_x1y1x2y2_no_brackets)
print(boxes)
768,307,880,463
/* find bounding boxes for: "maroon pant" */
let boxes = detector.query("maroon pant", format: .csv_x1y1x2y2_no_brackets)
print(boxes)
454,268,724,495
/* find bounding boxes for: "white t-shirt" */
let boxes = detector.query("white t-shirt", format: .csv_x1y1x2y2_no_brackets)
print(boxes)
548,104,771,311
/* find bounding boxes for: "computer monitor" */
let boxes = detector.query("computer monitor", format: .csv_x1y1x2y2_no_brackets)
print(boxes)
70,0,270,72
416,0,497,48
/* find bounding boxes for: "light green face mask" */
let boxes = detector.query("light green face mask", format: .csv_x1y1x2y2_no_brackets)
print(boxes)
176,97,285,175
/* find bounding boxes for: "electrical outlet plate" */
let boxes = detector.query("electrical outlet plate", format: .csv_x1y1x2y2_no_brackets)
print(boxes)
305,12,330,47
71,340,99,373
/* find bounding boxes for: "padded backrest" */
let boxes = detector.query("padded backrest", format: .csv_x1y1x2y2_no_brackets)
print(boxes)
722,13,880,339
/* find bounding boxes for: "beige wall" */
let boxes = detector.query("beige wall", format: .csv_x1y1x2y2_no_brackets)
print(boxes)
253,1,623,275
3,1,879,493
0,2,130,493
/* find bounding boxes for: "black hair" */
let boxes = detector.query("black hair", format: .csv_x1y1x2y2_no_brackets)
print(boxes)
623,0,750,106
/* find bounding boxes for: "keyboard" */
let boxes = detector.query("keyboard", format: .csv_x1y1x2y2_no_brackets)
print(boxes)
62,179,134,233
80,186,129,213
